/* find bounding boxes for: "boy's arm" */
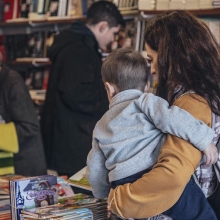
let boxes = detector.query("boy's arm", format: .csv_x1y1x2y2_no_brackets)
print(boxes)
109,94,209,218
86,138,110,199
136,93,214,151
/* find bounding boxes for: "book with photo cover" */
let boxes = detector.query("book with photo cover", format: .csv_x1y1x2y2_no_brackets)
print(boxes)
10,175,58,220
67,167,92,191
57,176,75,199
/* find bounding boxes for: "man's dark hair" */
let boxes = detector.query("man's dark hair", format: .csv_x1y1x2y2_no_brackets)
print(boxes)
86,1,124,27
102,48,149,92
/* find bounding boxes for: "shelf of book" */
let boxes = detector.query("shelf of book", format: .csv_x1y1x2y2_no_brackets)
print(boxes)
140,8,220,16
6,58,51,66
0,16,86,27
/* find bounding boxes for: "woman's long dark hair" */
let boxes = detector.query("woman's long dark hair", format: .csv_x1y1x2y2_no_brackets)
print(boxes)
144,10,220,115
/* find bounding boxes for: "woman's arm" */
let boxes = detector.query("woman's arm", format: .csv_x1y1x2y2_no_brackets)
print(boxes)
109,94,210,218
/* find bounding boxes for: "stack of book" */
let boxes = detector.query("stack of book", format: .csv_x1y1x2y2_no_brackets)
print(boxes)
9,175,58,220
199,0,214,9
0,175,24,220
169,0,185,9
19,192,109,219
112,0,138,15
0,199,10,220
156,0,170,10
213,0,220,8
20,205,94,219
66,168,108,219
58,193,108,220
185,0,199,9
138,0,156,10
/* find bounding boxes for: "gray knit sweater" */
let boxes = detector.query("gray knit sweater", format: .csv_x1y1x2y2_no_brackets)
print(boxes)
86,89,214,199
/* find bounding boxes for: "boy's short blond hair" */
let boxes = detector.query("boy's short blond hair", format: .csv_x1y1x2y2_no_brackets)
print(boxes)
101,48,149,92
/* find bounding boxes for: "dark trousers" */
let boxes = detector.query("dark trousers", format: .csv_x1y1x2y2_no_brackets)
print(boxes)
207,182,220,220
111,170,217,220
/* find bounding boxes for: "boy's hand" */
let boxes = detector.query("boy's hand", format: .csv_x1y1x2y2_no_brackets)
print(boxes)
203,142,218,166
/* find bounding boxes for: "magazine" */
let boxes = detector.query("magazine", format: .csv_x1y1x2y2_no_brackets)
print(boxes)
67,167,91,191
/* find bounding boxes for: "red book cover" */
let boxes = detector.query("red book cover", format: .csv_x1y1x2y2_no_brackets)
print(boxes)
0,45,6,61
3,0,19,21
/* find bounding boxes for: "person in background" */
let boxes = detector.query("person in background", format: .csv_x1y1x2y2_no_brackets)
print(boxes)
0,60,47,176
86,48,217,219
108,10,220,219
40,1,124,177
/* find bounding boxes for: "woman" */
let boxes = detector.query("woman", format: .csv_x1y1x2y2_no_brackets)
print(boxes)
108,10,220,219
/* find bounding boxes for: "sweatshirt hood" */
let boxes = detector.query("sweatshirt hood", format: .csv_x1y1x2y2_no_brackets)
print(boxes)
48,20,97,61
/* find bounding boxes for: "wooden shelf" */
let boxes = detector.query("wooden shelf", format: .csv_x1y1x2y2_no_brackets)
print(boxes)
140,8,220,16
5,59,52,67
0,16,85,27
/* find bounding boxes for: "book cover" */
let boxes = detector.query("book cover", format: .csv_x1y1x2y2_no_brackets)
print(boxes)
57,177,75,200
10,175,58,210
68,167,92,191
3,0,19,21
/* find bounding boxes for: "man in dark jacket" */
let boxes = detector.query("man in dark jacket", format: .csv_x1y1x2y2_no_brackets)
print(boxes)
0,63,47,176
41,1,124,177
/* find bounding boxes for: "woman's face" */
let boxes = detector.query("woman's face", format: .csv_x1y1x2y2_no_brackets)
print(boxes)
145,44,159,86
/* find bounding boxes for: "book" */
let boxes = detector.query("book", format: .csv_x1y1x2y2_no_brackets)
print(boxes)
10,175,58,220
3,0,19,21
67,0,82,17
21,193,108,219
57,177,75,200
20,204,93,219
68,167,92,191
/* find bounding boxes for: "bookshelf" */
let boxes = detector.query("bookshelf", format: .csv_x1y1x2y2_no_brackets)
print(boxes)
140,9,220,16
0,17,86,35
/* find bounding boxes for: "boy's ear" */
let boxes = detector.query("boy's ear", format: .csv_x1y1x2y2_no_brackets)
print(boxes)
105,82,116,97
98,21,108,33
144,80,151,93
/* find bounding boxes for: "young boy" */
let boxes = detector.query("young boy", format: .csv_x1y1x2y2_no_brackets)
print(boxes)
86,48,217,219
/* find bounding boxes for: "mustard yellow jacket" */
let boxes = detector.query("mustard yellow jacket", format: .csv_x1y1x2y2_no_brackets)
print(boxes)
109,94,210,218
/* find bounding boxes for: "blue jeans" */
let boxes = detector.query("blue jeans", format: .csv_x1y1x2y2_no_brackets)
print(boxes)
111,170,217,220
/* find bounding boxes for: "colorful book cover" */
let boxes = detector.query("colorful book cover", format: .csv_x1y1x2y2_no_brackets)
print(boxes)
67,167,92,191
57,177,74,200
3,0,19,21
11,175,58,210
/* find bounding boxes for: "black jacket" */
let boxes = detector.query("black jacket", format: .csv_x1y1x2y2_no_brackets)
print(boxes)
41,21,109,176
0,64,47,176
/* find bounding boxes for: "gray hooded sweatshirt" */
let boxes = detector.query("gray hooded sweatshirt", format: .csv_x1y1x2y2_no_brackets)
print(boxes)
86,89,214,199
